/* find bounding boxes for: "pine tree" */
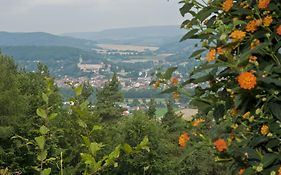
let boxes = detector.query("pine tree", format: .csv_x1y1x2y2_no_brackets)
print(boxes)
95,73,124,121
161,99,182,132
146,98,156,119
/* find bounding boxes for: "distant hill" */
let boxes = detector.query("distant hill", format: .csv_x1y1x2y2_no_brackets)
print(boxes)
0,32,97,49
63,25,186,46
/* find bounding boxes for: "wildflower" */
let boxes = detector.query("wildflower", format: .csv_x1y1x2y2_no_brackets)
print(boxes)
153,80,160,89
278,166,281,175
249,55,257,63
206,49,216,62
222,0,233,12
263,16,273,27
178,132,189,148
217,47,226,55
277,25,281,35
230,30,246,42
260,124,269,135
242,112,251,119
250,39,260,49
239,168,245,175
170,77,178,86
246,20,259,33
237,72,257,90
214,138,228,152
230,108,238,116
192,118,205,126
258,0,271,9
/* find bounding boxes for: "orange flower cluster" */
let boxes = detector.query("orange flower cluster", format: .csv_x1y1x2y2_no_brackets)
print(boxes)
178,132,189,148
260,124,269,135
192,118,205,126
277,25,281,35
170,77,178,86
263,16,273,27
278,166,281,175
258,0,271,9
242,112,251,119
250,39,260,49
237,72,257,90
246,20,260,33
214,138,228,152
222,0,233,12
230,30,246,42
206,49,216,62
217,47,226,55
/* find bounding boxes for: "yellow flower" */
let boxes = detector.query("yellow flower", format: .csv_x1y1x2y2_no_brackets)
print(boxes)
277,25,281,35
178,132,189,148
242,112,251,119
206,49,216,62
237,72,257,90
263,16,273,27
240,1,249,8
258,0,271,9
250,39,260,49
249,55,257,63
192,118,205,126
222,0,233,12
260,124,269,135
230,30,246,42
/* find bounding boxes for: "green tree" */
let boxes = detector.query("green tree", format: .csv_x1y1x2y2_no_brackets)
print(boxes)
95,73,124,121
146,98,156,119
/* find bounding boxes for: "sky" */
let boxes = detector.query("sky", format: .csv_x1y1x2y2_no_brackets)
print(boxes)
0,0,183,34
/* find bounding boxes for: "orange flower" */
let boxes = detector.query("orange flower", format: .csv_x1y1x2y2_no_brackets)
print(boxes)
237,72,257,90
192,118,205,126
260,124,269,135
242,112,251,119
246,20,259,33
222,0,233,12
214,138,228,152
278,166,281,175
250,39,260,49
263,16,273,27
230,30,246,42
277,25,281,35
239,168,245,175
170,77,178,86
217,47,226,55
206,49,216,62
249,55,257,63
178,132,189,148
258,0,270,9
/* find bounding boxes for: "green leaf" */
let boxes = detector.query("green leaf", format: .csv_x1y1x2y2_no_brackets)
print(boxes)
81,135,91,147
180,29,199,41
180,3,193,16
90,142,104,155
259,77,281,87
268,102,281,120
42,93,48,104
189,49,206,58
123,143,133,154
40,168,51,175
163,67,177,80
35,136,45,150
213,104,225,121
37,150,47,161
75,85,83,96
80,153,96,166
137,136,150,152
36,108,47,119
39,125,49,135
77,119,87,129
262,154,277,168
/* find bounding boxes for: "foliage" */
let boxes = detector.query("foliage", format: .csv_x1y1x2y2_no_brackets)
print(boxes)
157,0,281,174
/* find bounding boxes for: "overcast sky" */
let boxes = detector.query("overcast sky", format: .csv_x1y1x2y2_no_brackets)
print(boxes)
0,0,183,34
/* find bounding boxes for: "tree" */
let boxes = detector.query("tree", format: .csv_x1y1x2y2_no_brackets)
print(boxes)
95,73,124,121
161,100,183,133
146,98,156,119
